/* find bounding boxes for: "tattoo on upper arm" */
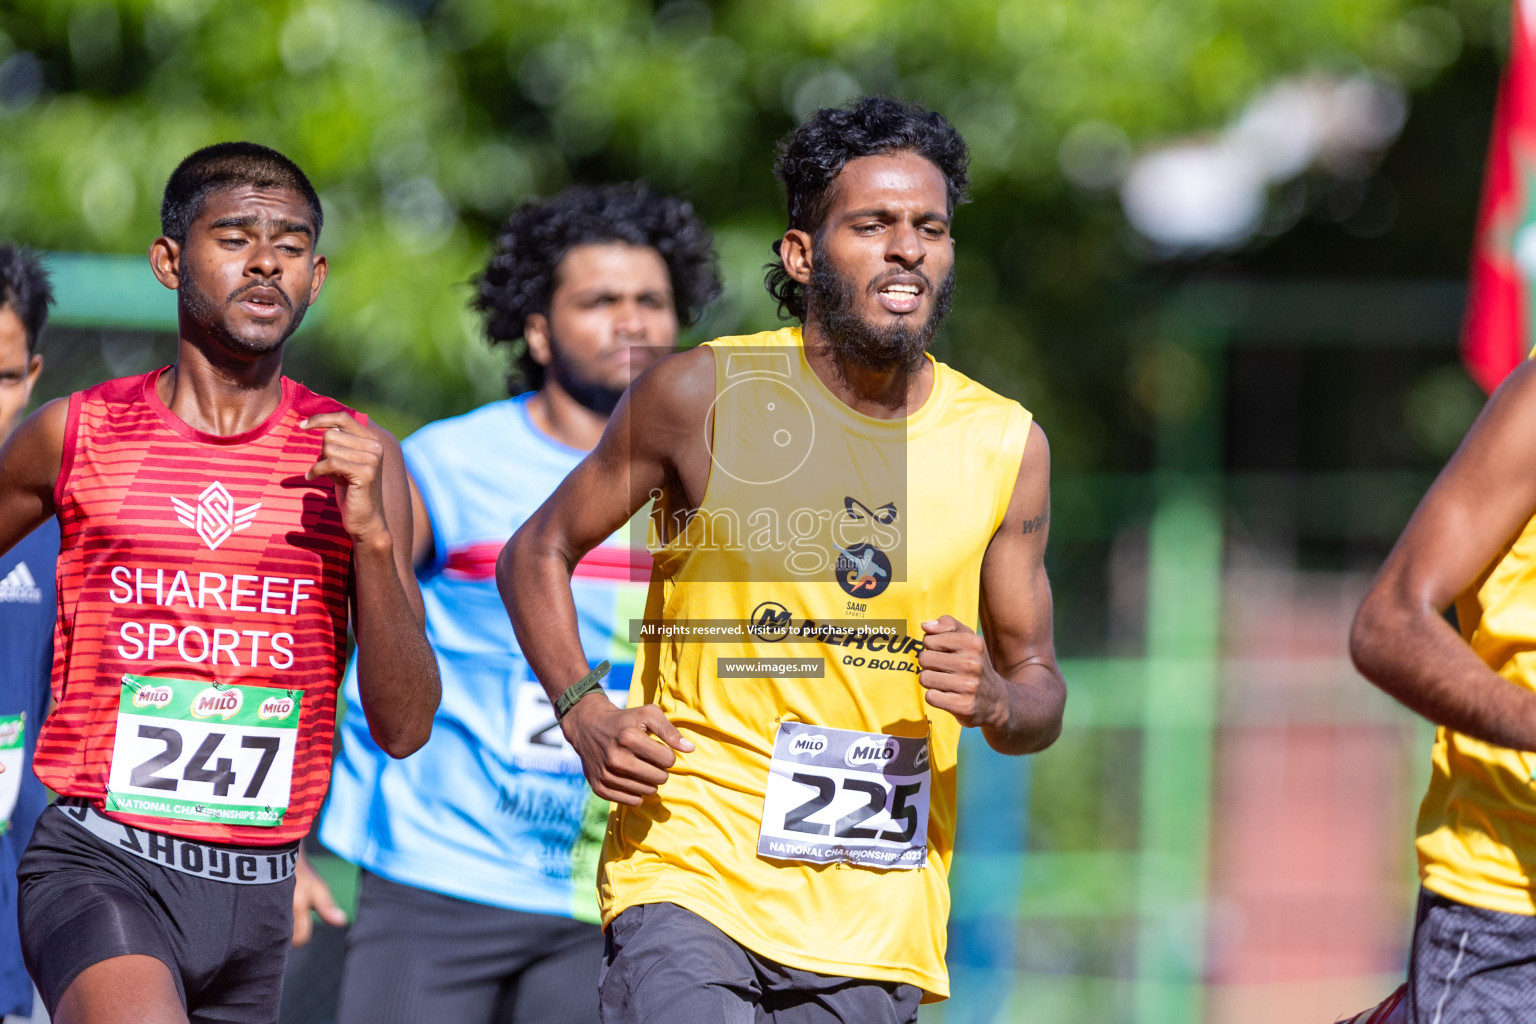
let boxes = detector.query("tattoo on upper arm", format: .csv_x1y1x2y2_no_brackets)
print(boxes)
1021,504,1049,535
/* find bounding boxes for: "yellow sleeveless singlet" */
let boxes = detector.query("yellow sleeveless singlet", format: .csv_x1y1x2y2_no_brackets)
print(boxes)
597,327,1033,999
1418,514,1536,914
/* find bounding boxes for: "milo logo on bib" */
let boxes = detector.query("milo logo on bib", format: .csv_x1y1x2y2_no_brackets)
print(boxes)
844,739,898,768
258,695,296,721
790,733,828,755
132,684,174,710
0,718,22,748
190,687,243,720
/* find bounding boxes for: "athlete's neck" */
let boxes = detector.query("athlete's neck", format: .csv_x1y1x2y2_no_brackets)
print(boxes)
157,340,285,437
799,322,934,419
524,382,610,452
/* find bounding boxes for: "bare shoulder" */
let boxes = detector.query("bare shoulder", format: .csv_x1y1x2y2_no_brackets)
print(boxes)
1010,421,1050,503
4,397,70,470
1455,358,1536,457
29,395,70,437
983,419,1049,541
0,398,70,544
1488,354,1536,405
1020,420,1050,479
629,344,716,423
612,345,718,465
1403,359,1536,511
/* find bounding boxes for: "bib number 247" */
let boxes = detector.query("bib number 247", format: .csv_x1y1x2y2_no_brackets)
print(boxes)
106,675,301,828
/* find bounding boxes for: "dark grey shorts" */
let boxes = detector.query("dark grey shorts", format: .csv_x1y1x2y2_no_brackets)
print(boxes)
598,902,922,1024
1407,888,1536,1023
18,804,295,1023
336,870,603,1024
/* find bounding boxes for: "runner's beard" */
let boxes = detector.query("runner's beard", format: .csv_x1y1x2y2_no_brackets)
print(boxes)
805,250,955,373
179,261,310,358
545,335,627,416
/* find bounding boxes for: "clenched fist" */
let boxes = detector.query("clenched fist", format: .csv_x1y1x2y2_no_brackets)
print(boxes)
559,694,695,806
917,615,1008,730
303,413,389,549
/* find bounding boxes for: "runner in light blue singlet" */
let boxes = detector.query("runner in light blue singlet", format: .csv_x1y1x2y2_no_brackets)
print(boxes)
321,392,645,919
315,183,720,1024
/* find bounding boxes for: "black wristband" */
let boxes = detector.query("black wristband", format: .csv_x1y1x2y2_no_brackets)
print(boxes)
555,661,611,720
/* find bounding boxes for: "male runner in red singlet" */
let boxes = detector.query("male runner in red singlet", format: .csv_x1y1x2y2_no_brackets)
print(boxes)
0,142,441,1024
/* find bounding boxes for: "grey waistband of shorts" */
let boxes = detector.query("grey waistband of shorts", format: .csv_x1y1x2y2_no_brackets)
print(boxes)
54,799,299,885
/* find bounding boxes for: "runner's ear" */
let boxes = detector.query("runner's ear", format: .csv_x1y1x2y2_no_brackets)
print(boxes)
524,313,553,369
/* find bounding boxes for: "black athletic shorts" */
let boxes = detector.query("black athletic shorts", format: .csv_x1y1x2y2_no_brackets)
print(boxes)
18,801,297,1022
336,870,603,1024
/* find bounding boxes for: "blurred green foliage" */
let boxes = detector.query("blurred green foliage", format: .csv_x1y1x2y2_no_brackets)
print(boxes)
0,0,1504,446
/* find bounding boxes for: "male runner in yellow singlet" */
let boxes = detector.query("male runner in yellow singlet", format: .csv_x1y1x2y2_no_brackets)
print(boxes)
500,96,1066,1023
1351,352,1536,1013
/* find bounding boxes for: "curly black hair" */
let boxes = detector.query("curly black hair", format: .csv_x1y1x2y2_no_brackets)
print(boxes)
475,182,721,394
766,96,970,322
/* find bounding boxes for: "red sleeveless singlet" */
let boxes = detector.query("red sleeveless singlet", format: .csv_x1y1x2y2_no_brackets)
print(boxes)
38,369,358,845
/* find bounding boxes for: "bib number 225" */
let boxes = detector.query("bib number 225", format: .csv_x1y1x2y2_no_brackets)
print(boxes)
782,774,922,844
757,721,930,870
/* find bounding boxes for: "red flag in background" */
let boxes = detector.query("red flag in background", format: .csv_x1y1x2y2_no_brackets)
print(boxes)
1464,0,1536,392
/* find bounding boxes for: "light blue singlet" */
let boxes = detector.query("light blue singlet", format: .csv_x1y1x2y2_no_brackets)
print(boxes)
320,395,644,920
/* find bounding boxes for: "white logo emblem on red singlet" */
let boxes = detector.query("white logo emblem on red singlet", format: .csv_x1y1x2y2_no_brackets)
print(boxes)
170,482,262,551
